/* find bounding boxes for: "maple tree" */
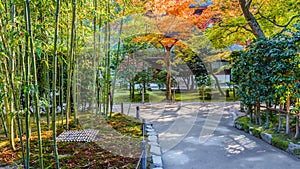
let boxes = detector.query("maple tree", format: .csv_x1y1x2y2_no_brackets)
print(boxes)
205,0,300,48
131,13,197,100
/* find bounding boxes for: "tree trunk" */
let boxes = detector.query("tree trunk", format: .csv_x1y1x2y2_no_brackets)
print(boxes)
295,98,299,138
233,87,236,102
286,95,291,134
294,115,299,139
238,0,265,38
209,63,225,97
166,47,172,101
190,76,195,90
265,103,270,129
278,104,283,133
202,86,205,103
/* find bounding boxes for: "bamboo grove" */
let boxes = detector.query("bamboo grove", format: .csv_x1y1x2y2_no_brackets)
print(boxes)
0,0,139,168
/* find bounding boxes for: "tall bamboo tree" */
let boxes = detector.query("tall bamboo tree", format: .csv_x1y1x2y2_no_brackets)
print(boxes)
92,0,98,115
25,0,44,167
104,0,111,117
23,2,31,168
52,0,61,168
66,0,77,129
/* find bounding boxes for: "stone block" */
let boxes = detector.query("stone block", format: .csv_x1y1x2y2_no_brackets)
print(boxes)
260,132,272,144
152,155,163,167
150,145,161,155
148,131,158,136
148,135,157,142
288,142,300,158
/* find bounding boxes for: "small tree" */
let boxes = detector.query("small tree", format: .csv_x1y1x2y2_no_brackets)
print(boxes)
197,75,211,102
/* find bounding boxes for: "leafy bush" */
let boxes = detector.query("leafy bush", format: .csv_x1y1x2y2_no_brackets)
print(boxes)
235,116,250,132
252,127,263,138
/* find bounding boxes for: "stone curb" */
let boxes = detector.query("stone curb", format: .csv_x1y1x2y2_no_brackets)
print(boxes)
234,117,300,159
146,122,164,169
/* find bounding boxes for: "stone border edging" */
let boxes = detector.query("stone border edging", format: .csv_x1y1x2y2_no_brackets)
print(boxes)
145,122,164,169
234,116,300,159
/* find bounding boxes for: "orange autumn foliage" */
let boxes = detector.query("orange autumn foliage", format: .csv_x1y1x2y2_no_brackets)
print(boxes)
143,0,226,30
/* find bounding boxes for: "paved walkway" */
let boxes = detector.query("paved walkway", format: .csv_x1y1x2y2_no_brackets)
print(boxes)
117,102,300,169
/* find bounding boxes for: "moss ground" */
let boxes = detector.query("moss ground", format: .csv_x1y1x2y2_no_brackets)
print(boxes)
0,112,144,168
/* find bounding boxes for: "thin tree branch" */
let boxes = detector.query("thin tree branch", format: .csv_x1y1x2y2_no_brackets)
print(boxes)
245,0,252,10
242,25,253,33
257,11,300,28
219,22,252,34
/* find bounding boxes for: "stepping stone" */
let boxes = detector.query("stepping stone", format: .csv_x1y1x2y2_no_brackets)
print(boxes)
149,141,159,146
146,124,153,129
148,135,158,142
146,128,155,132
150,145,161,155
152,155,163,167
148,131,158,136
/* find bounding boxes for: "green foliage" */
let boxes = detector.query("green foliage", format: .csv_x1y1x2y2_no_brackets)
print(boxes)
232,25,300,107
206,0,300,48
252,127,263,138
294,148,300,158
134,69,153,86
271,136,290,151
235,116,250,132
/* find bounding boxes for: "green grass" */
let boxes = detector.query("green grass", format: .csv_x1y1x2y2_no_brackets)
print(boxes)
113,88,238,103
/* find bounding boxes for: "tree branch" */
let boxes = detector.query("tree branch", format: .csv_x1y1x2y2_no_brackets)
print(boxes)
219,22,252,34
242,25,253,33
245,0,252,10
257,11,300,28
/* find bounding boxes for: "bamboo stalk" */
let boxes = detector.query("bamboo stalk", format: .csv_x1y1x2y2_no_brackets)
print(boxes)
110,16,124,113
2,59,16,151
106,0,111,118
60,58,64,126
66,0,76,129
25,0,44,168
72,52,78,126
92,0,98,115
52,0,61,168
23,2,30,168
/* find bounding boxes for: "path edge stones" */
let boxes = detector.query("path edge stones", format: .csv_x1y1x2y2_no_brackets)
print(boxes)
234,115,300,159
146,122,164,169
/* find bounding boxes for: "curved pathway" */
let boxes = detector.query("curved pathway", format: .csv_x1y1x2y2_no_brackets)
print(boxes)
137,102,300,169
